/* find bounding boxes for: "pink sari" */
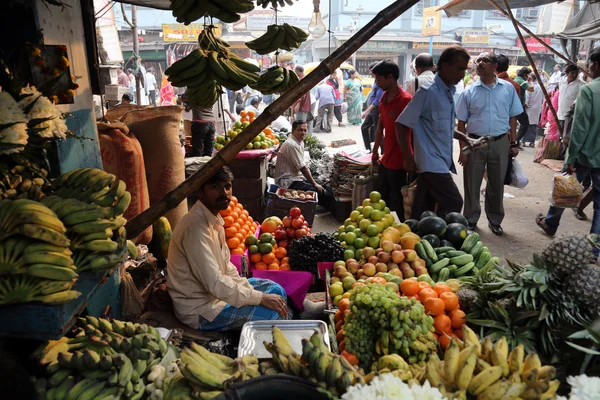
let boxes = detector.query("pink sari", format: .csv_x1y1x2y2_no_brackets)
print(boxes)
540,88,560,141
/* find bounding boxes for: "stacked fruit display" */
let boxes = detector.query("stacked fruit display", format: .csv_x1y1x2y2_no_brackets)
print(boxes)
279,206,313,244
166,29,260,107
247,232,290,271
220,196,259,255
214,120,279,152
245,24,309,54
169,0,254,24
250,66,300,95
425,328,559,400
32,317,170,400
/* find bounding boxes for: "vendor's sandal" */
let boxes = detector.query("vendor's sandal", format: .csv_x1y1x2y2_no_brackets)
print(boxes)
536,213,555,236
573,209,588,221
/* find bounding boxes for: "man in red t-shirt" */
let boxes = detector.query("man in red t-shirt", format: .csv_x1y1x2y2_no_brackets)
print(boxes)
371,60,414,217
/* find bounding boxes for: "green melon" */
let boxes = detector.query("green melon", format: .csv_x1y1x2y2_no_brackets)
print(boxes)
421,234,440,248
404,219,420,233
420,211,437,220
418,216,447,237
444,223,468,249
445,212,468,227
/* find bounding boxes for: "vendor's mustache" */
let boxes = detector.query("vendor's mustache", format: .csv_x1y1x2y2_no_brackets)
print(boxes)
218,197,230,202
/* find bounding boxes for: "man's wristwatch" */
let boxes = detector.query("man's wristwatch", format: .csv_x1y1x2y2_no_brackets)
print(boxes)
510,141,519,149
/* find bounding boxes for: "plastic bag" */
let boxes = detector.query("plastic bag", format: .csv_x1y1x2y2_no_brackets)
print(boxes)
352,165,377,209
509,158,529,188
550,173,583,208
341,101,349,114
401,180,417,221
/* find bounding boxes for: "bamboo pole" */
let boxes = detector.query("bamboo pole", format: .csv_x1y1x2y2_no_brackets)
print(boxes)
495,0,563,140
485,0,590,76
125,0,421,239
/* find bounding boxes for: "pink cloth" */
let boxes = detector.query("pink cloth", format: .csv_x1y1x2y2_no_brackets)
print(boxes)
235,147,276,159
317,262,335,280
251,270,314,311
540,88,560,141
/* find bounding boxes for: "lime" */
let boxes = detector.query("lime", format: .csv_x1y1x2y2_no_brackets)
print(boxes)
356,215,364,225
245,235,258,246
356,206,364,213
345,224,355,233
253,136,261,143
246,143,254,150
369,191,382,203
355,249,364,259
371,210,383,221
253,142,261,149
338,225,346,234
350,210,360,221
366,224,380,237
362,199,371,207
216,135,225,144
379,199,387,209
345,245,356,253
329,283,344,297
362,233,369,241
344,218,353,227
374,221,385,233
345,232,357,245
384,207,391,214
354,237,366,249
362,206,374,218
258,243,273,254
368,236,381,248
372,202,384,211
249,245,259,254
343,249,355,260
333,295,343,307
359,219,371,232
339,233,346,243
259,233,273,243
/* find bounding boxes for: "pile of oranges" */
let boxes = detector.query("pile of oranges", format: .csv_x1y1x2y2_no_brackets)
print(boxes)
398,279,466,349
261,127,279,145
249,246,291,271
239,110,256,123
219,196,259,255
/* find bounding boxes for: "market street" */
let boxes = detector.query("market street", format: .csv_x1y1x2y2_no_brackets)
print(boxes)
310,122,586,263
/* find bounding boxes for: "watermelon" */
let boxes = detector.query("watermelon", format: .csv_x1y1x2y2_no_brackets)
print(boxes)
421,234,440,248
418,216,447,237
440,239,454,248
444,223,468,248
404,219,419,233
420,211,437,220
445,212,469,227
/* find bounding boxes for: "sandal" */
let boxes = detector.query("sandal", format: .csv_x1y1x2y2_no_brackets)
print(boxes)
573,209,588,221
536,213,555,236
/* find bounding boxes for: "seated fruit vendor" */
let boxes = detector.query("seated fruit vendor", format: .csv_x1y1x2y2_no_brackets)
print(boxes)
274,120,333,209
167,166,289,331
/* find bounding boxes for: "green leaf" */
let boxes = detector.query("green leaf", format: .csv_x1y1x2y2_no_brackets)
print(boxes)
566,341,600,355
468,319,507,330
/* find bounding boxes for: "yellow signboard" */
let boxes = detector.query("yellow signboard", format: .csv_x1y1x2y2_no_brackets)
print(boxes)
162,24,221,42
422,6,442,37
462,30,490,44
413,42,455,50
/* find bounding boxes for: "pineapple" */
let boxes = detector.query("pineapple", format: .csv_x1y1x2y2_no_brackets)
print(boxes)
563,263,600,316
456,288,479,314
541,233,598,276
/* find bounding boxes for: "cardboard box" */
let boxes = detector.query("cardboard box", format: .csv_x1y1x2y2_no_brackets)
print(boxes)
228,156,268,179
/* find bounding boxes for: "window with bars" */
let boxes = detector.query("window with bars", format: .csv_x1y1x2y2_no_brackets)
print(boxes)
486,7,539,19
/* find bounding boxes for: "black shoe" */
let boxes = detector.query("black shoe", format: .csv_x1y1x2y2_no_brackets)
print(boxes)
467,222,477,231
536,213,555,236
488,223,503,236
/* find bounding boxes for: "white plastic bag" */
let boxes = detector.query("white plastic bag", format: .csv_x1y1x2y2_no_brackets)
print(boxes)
509,158,529,189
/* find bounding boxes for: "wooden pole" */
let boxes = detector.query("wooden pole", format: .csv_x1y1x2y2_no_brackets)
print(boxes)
496,0,563,140
125,0,421,239
485,0,590,76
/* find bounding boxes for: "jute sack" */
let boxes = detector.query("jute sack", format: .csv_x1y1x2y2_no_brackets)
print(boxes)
97,122,152,244
105,104,144,122
122,106,187,230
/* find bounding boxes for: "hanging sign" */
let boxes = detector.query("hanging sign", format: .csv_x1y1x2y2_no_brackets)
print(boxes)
422,6,442,37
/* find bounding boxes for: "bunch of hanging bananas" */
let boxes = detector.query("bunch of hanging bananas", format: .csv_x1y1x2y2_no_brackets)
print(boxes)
262,327,364,397
0,163,50,200
32,317,170,400
41,196,127,273
424,325,559,400
250,66,299,95
246,23,309,54
166,29,260,107
179,342,260,399
169,0,254,24
256,0,296,8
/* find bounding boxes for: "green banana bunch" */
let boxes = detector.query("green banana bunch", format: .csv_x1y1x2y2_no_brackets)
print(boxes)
169,0,254,25
250,66,299,94
0,274,79,305
246,24,308,54
0,199,70,246
256,0,296,8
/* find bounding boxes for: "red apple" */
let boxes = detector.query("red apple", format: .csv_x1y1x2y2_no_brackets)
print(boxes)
290,207,302,219
278,240,289,249
286,228,296,239
274,230,287,241
295,228,307,238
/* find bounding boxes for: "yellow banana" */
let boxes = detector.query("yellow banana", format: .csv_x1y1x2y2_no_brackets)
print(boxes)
75,239,119,253
468,365,503,395
521,353,542,379
13,210,66,234
481,337,494,363
62,208,110,226
462,325,481,357
425,353,444,387
190,342,235,370
537,365,556,380
34,290,81,304
508,344,525,375
23,251,73,268
272,326,297,358
25,242,71,256
14,224,70,246
495,337,509,360
69,219,114,235
444,339,461,383
180,362,231,390
491,345,510,377
478,380,513,400
540,380,560,400
455,346,477,390
39,280,73,295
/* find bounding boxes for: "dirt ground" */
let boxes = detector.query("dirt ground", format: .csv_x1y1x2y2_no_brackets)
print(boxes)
308,124,592,264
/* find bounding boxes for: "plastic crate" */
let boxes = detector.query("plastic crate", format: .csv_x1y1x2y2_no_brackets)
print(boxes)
265,184,317,226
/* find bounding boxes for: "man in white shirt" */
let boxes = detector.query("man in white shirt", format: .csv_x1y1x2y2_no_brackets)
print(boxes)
146,68,158,106
523,75,544,146
244,97,261,116
548,64,562,90
557,64,586,132
404,53,436,95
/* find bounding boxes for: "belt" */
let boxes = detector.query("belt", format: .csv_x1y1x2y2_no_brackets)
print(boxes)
468,133,507,142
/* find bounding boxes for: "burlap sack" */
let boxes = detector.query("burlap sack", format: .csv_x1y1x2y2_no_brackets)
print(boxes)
104,104,144,122
97,122,152,244
122,106,187,230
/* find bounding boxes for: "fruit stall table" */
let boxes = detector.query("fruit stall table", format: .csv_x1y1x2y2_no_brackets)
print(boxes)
249,267,314,311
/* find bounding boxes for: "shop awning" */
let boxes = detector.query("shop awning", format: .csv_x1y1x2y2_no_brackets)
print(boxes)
439,0,557,17
112,0,171,10
558,2,600,39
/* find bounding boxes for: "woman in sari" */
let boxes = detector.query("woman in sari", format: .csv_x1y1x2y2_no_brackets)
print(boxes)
344,70,362,125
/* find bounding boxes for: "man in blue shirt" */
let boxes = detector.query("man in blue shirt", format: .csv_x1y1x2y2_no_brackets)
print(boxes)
361,62,384,151
396,46,474,219
456,52,523,235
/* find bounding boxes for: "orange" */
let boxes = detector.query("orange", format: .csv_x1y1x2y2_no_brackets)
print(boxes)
281,257,290,265
225,227,237,238
454,328,464,340
419,288,438,302
254,261,267,270
230,211,239,221
338,339,346,352
418,281,432,290
249,117,255,123
250,253,263,264
371,277,387,285
400,279,420,296
231,248,244,255
274,247,287,260
279,263,291,271
241,209,249,218
449,309,467,329
239,228,248,238
247,110,256,118
264,127,273,135
335,319,344,332
340,350,359,366
438,332,457,349
433,314,452,335
268,263,280,270
230,196,238,205
223,216,234,228
233,222,241,231
433,283,452,296
424,298,445,316
240,110,248,117
219,206,232,217
336,330,345,343
334,309,343,323
440,292,459,311
338,298,350,314
248,216,254,223
262,253,276,265
235,233,244,242
226,237,240,249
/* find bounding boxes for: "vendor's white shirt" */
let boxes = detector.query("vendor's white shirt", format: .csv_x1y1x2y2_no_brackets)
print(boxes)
271,116,292,132
525,82,543,125
557,77,585,119
404,70,435,95
274,134,305,188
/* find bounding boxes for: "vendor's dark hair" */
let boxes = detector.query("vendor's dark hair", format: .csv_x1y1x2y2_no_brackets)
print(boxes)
496,54,510,73
437,46,471,71
415,53,434,69
590,47,600,63
565,64,579,73
292,120,307,131
121,93,133,102
517,67,531,78
203,166,234,187
371,60,399,80
368,61,380,71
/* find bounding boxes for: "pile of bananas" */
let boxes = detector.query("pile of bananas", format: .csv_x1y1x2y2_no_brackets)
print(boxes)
0,163,50,200
246,24,309,54
256,0,297,8
250,66,299,95
0,199,81,305
33,317,170,400
260,327,364,397
425,325,559,400
166,29,260,107
169,0,254,24
179,342,260,399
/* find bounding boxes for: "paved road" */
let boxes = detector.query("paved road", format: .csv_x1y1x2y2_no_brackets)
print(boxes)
309,122,591,263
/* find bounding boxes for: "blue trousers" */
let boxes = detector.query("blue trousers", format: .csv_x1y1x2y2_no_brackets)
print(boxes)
198,278,289,332
544,164,600,236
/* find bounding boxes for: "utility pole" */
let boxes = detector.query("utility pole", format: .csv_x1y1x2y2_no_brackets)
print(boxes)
122,4,142,104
